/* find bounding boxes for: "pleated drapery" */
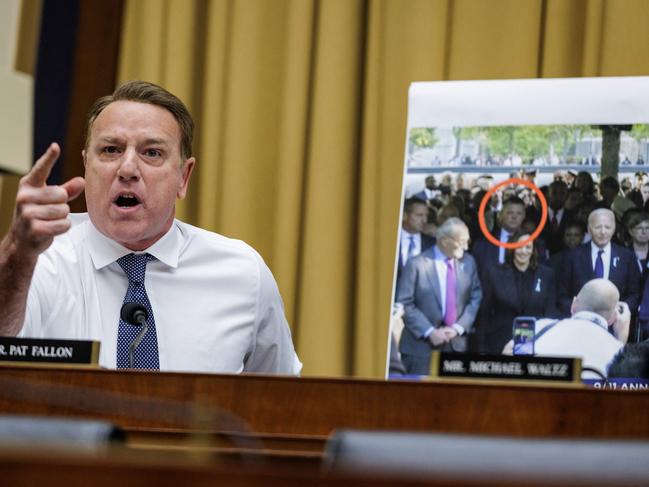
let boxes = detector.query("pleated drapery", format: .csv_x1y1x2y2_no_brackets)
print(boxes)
116,0,649,378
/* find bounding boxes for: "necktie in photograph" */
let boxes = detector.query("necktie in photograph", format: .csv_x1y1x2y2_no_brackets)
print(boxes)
116,253,160,369
594,249,604,279
444,258,457,327
406,235,416,263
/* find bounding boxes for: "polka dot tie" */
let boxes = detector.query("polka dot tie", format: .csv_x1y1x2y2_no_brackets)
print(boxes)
116,253,160,369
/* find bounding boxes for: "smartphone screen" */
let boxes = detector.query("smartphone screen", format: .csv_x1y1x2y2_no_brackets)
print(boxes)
512,317,536,355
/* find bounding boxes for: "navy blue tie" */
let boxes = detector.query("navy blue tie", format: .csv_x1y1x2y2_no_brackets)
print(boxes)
594,249,604,279
406,235,416,263
116,253,160,369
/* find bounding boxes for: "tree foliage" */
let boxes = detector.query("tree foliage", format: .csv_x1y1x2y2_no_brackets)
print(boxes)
457,125,596,160
409,127,438,149
630,124,649,141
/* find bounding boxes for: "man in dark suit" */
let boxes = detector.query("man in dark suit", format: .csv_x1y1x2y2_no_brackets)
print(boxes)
558,208,641,318
412,175,439,202
397,197,435,282
541,180,574,255
397,218,482,375
471,196,526,277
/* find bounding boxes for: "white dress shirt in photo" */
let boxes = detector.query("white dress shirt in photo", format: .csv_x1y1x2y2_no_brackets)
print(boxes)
590,241,612,280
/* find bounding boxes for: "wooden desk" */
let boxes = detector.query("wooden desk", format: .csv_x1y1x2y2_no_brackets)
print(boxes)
2,366,648,484
1,365,647,439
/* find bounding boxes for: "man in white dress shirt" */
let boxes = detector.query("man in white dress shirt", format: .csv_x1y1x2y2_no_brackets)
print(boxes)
0,81,301,374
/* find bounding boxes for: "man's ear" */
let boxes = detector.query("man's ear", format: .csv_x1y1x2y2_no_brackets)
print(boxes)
177,157,196,200
82,149,87,168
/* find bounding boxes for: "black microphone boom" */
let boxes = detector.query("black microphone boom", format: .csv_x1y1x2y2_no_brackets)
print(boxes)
120,302,149,369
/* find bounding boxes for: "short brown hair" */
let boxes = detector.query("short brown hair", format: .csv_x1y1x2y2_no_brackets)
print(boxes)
85,80,194,159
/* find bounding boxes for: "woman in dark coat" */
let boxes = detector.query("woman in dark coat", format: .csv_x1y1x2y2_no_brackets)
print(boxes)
625,211,649,341
475,229,560,354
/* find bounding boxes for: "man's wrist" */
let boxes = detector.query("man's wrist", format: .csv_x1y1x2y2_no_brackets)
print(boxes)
0,234,39,271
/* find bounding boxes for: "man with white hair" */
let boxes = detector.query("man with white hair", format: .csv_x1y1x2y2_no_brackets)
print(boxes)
397,217,482,375
558,208,640,319
534,279,629,378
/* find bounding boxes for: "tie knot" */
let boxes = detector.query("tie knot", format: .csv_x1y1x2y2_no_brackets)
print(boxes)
446,258,453,266
598,249,604,256
117,253,154,283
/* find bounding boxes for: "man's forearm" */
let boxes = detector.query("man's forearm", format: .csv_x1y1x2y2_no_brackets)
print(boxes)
0,235,38,336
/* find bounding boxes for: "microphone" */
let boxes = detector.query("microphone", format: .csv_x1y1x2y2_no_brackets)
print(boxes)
120,302,148,369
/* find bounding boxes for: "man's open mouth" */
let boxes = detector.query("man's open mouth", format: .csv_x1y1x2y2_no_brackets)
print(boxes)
114,194,141,208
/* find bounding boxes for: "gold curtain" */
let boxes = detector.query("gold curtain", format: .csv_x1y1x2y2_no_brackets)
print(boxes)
114,0,649,377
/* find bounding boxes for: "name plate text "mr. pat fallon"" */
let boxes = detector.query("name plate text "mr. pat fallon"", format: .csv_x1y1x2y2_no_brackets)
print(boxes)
0,337,99,366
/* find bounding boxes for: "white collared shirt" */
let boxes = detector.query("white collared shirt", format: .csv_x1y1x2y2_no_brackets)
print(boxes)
424,188,438,200
20,214,302,374
498,228,511,264
590,241,612,280
401,230,422,265
433,246,450,315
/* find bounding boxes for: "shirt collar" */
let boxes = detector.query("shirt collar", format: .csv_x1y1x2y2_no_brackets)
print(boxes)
86,218,182,270
571,310,610,330
590,241,611,255
433,245,450,262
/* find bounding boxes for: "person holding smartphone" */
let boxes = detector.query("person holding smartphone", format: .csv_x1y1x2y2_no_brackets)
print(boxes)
533,279,630,378
474,230,559,354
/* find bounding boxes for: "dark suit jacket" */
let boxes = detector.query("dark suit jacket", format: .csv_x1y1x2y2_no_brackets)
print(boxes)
396,233,436,283
475,264,559,354
471,231,548,282
470,237,500,280
412,190,429,201
540,208,575,255
547,248,570,277
557,243,641,316
396,246,482,375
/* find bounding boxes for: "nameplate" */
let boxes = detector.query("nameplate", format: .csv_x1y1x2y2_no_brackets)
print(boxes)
430,352,581,384
0,337,99,365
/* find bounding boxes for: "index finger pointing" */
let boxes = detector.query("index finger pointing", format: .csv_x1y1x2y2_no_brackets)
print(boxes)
24,143,61,187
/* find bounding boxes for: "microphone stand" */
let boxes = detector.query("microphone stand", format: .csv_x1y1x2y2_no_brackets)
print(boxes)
121,303,149,369
128,320,148,369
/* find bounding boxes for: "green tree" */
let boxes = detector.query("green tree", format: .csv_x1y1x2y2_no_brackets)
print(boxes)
409,127,438,149
630,124,649,141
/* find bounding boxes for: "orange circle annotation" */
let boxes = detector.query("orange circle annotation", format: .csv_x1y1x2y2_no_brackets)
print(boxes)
477,177,548,250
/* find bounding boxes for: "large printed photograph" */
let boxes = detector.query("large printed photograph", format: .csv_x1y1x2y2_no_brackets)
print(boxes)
387,77,649,385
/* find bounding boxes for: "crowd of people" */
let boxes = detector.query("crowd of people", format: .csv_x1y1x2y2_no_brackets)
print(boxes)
392,169,649,379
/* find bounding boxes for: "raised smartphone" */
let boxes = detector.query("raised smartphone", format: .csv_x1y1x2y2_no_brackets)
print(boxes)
512,316,536,355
